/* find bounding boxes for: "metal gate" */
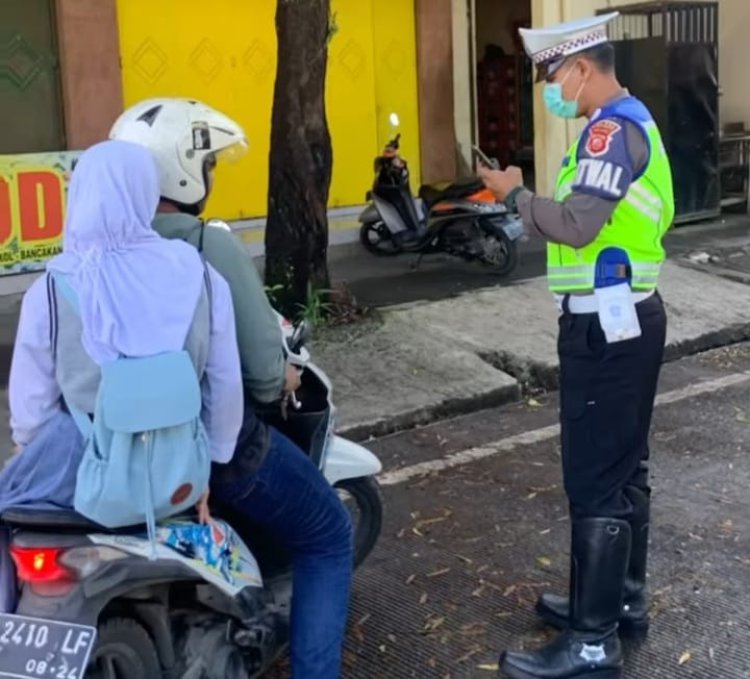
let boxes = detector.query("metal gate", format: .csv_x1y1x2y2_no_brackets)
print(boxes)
599,2,720,224
0,0,65,153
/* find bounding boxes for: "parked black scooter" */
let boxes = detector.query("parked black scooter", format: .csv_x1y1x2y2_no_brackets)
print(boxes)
358,122,522,276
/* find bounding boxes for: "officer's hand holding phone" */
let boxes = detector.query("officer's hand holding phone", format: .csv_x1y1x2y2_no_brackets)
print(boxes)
477,163,525,203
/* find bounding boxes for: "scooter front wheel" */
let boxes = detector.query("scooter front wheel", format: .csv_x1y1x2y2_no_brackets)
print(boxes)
359,221,401,257
335,476,383,568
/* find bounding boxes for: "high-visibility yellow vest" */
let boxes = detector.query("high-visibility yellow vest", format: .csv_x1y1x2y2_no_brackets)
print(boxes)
548,97,675,293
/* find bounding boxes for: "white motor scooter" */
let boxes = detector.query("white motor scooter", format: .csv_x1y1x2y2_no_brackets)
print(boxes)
0,317,383,679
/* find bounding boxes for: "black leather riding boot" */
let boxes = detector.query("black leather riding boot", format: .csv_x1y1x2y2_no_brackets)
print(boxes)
535,488,650,639
500,517,631,679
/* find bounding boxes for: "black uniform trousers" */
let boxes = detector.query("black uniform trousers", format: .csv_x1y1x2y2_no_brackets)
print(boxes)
557,292,667,520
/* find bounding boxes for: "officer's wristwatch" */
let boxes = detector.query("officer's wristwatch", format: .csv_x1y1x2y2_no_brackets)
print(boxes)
504,186,525,213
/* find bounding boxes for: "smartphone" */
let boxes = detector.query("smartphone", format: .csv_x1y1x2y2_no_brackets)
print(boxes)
472,145,499,170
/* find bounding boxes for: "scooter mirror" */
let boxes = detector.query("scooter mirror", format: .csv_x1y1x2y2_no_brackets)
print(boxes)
389,112,400,128
291,321,312,353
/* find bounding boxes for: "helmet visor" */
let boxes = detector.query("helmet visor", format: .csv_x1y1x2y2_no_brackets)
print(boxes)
215,139,249,165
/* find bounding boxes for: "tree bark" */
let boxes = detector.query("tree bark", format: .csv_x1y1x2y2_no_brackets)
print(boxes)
265,0,333,314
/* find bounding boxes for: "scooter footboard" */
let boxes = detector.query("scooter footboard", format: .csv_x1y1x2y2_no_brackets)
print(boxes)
323,436,382,486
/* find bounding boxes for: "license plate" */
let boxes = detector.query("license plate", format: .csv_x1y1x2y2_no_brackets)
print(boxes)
502,218,524,240
0,614,96,679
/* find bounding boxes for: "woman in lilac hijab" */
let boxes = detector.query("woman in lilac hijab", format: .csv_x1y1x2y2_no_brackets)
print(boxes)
2,140,243,513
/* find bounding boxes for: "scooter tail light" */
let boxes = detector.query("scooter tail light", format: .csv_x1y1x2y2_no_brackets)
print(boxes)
10,546,75,583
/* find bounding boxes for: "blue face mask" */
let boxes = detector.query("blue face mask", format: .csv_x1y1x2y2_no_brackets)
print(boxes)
543,65,584,119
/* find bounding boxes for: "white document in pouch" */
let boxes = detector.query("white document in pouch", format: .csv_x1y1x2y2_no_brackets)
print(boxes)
594,282,642,343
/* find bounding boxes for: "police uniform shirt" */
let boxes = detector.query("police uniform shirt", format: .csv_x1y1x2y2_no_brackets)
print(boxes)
515,91,649,249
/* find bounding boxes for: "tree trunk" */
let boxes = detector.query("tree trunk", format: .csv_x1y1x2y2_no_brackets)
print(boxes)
265,0,333,315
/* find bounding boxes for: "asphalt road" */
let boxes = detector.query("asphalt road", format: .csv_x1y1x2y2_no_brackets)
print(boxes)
335,215,750,309
334,343,750,678
2,342,750,678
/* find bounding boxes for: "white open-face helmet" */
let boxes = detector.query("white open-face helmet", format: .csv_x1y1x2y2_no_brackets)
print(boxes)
109,98,248,209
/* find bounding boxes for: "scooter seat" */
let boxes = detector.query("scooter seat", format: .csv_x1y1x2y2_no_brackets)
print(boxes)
1,504,192,533
418,177,485,206
2,504,109,531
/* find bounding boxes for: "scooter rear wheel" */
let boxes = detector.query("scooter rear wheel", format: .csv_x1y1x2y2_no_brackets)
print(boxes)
478,230,518,277
86,617,161,679
359,221,401,257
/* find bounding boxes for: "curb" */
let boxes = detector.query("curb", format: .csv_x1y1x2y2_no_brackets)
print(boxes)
3,327,750,444
662,323,750,363
336,324,750,442
337,379,522,442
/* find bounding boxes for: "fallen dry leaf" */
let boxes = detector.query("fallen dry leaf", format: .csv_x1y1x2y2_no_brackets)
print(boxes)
419,592,428,605
422,615,446,633
427,568,452,578
477,664,500,671
413,514,450,535
405,574,417,585
537,557,552,568
678,651,692,665
479,579,505,593
456,645,483,663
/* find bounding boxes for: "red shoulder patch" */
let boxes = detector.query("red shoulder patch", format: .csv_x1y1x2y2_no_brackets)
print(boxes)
585,120,622,157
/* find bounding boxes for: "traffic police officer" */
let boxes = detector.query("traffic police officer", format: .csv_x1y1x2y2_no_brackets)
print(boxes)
479,12,674,679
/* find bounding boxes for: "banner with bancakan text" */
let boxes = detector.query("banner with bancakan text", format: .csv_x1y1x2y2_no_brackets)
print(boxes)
0,151,80,276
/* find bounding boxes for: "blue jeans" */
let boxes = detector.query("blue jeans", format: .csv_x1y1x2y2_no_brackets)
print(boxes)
213,428,353,678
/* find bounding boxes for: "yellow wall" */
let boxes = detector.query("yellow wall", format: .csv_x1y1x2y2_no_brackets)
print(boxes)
116,0,420,221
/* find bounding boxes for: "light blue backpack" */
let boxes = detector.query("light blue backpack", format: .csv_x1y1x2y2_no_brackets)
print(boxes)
51,273,211,548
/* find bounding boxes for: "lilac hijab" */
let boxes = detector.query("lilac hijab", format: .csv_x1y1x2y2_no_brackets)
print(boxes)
47,140,204,364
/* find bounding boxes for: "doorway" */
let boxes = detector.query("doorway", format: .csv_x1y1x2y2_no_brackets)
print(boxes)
473,0,534,186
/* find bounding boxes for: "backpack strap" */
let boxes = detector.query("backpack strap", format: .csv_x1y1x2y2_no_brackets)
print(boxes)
48,271,93,440
199,234,212,334
50,271,81,313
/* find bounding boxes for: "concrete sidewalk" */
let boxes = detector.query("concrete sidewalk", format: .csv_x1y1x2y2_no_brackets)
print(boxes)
314,260,750,439
2,248,750,452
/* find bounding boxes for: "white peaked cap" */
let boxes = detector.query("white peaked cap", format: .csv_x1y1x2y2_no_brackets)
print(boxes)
519,12,619,79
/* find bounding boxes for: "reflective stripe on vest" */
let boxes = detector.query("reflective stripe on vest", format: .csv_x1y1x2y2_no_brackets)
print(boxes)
623,182,662,224
547,262,661,290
